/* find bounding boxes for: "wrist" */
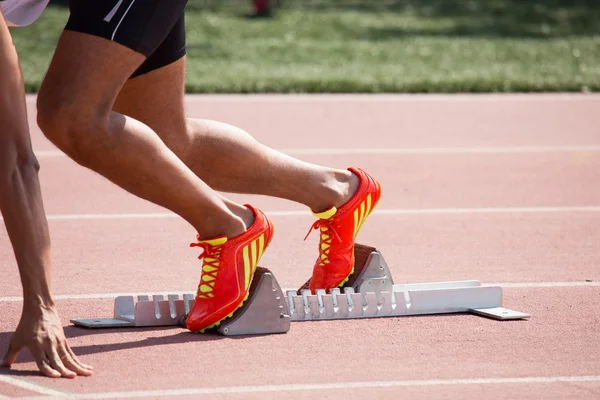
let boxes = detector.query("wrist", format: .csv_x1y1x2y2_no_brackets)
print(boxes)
21,286,55,309
22,298,56,313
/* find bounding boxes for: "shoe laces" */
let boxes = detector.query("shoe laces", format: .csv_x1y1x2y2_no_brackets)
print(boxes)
190,241,224,298
304,218,341,266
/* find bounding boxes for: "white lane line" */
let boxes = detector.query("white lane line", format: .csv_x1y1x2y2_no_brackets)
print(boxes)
0,375,66,396
34,145,600,158
15,376,600,399
277,145,600,155
34,151,65,157
0,281,598,303
180,93,600,102
2,207,599,223
489,281,600,288
45,212,177,221
371,206,600,215
27,207,600,221
0,291,192,302
27,93,600,102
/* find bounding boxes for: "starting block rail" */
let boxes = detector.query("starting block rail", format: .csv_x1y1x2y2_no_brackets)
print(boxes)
71,244,529,335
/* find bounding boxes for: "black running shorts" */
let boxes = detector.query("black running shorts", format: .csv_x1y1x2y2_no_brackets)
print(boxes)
64,0,188,79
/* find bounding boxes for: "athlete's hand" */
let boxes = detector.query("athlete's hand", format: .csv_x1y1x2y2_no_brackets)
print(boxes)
1,304,93,378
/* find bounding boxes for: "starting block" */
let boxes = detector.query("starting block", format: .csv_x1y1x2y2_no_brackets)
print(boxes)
71,244,529,335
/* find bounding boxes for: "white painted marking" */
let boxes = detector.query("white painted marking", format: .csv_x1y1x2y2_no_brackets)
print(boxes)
15,376,600,399
2,207,599,224
26,93,600,103
0,374,66,396
0,282,598,303
490,281,600,288
375,206,600,215
27,206,600,222
34,150,64,157
35,145,600,158
180,93,600,102
289,281,600,291
0,291,192,302
279,145,600,155
45,212,178,221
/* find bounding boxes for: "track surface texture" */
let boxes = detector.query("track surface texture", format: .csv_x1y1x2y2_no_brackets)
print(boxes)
1,94,599,399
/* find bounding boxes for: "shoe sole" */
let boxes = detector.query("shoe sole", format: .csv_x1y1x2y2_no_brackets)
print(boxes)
336,266,355,288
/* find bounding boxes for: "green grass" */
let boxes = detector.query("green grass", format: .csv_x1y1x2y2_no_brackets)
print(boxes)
9,0,600,93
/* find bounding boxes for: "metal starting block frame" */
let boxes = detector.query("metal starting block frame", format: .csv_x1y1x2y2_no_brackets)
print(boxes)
71,244,529,335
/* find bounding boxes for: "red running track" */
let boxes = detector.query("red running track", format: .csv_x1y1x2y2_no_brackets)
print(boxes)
1,94,599,399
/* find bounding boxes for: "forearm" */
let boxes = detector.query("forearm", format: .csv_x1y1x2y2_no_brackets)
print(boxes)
0,12,54,309
0,154,54,308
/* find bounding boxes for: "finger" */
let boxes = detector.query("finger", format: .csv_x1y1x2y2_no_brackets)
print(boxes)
29,344,61,378
58,344,92,377
1,337,23,367
46,347,76,379
66,343,93,372
39,359,63,379
57,351,90,377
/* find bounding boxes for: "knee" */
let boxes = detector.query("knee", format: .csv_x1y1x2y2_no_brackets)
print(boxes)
36,92,105,166
36,91,80,152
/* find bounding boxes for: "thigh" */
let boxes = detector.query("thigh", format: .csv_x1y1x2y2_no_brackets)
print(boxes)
37,0,188,117
114,57,188,155
112,14,188,154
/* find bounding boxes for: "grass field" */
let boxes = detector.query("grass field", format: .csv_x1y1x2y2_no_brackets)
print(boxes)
9,0,600,93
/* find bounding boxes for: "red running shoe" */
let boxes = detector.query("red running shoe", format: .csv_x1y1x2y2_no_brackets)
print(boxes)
186,204,274,333
305,167,381,293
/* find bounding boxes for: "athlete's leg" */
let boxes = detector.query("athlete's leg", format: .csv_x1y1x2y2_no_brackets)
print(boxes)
37,2,274,333
114,48,359,214
36,1,250,239
112,12,380,294
116,59,380,292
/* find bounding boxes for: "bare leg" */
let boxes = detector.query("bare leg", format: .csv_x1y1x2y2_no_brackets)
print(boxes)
113,57,359,213
37,32,249,239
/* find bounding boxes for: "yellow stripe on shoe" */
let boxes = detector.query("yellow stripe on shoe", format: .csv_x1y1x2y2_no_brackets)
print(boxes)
198,237,228,246
242,246,251,290
313,206,338,220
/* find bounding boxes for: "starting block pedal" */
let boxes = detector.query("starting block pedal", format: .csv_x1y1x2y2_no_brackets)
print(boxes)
71,243,530,335
213,267,291,335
